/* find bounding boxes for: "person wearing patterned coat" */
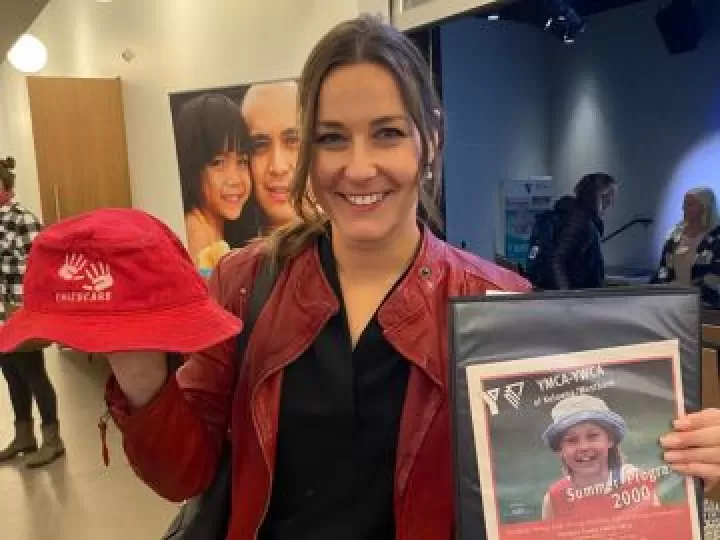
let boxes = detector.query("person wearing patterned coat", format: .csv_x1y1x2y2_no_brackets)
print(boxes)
652,187,720,308
0,156,65,467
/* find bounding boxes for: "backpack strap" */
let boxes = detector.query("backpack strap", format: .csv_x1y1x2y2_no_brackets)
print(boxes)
160,255,281,540
235,255,278,371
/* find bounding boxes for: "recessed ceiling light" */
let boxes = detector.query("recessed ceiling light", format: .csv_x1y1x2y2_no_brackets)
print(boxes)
7,34,48,73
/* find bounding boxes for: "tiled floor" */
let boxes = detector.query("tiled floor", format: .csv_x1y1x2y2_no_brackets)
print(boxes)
0,347,177,539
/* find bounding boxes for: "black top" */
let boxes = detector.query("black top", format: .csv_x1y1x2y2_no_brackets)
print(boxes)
548,195,605,290
258,234,411,540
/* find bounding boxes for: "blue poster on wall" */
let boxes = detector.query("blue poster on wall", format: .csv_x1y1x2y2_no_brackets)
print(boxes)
504,177,554,268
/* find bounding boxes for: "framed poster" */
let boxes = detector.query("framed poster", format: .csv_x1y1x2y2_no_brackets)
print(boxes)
466,340,701,539
449,287,703,540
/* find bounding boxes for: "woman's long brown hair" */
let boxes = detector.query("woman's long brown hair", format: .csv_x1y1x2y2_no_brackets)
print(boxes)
263,14,445,269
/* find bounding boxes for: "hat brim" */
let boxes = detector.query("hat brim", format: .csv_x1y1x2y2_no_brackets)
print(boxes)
542,410,627,450
0,299,243,354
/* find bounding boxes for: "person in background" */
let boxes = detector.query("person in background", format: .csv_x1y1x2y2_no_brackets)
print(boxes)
652,187,720,307
101,17,720,540
0,156,65,467
175,93,253,267
241,81,299,230
542,173,617,290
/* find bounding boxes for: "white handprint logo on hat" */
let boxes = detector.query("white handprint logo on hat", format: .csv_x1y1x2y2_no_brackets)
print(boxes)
82,262,114,292
58,253,88,281
56,253,115,302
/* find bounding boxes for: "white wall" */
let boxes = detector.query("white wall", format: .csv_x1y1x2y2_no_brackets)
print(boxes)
358,0,391,18
440,17,552,259
0,0,358,239
0,85,9,154
551,1,720,269
0,60,43,211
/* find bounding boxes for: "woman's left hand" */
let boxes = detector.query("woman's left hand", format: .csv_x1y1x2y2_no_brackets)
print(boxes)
661,408,720,491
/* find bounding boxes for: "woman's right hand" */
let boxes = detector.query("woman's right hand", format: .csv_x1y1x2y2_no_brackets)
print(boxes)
106,351,168,408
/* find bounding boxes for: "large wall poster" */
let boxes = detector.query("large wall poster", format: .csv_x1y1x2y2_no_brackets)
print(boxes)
169,79,299,275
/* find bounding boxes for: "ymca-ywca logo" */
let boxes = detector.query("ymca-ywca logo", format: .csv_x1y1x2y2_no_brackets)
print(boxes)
55,253,114,303
481,382,525,416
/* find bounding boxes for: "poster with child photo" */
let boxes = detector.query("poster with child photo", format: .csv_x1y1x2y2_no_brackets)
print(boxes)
168,77,446,277
168,79,300,276
466,340,701,540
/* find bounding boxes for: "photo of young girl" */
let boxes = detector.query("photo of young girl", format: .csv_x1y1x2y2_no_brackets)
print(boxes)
464,340,701,540
541,394,661,521
173,93,253,273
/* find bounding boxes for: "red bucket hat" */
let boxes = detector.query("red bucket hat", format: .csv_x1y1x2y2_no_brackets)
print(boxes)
0,208,242,353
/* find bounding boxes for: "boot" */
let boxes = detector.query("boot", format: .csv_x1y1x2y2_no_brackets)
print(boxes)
0,421,38,461
25,423,65,468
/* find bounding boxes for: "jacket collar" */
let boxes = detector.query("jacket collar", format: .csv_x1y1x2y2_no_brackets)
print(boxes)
250,225,447,390
377,226,446,387
307,225,447,387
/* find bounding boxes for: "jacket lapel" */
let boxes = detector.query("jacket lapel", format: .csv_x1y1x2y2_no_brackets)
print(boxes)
379,229,449,495
245,246,338,386
244,245,339,467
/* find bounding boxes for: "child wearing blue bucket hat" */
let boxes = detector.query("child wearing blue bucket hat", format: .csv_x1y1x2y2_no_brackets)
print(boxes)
541,394,661,520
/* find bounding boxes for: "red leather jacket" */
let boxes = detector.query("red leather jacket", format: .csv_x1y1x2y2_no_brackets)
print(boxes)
106,228,530,540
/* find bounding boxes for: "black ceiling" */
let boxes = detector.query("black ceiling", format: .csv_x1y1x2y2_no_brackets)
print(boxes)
476,0,650,26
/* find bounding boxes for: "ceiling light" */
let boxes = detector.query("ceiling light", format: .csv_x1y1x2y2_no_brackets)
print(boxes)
7,34,48,73
544,0,585,44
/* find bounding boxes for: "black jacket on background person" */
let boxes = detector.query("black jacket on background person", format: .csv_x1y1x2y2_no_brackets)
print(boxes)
546,196,605,290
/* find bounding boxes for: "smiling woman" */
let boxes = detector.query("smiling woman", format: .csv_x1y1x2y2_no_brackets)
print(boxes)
265,15,446,269
311,64,424,251
103,15,530,540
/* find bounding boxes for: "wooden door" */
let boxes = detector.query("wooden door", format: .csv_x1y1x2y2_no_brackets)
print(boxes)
27,76,132,225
